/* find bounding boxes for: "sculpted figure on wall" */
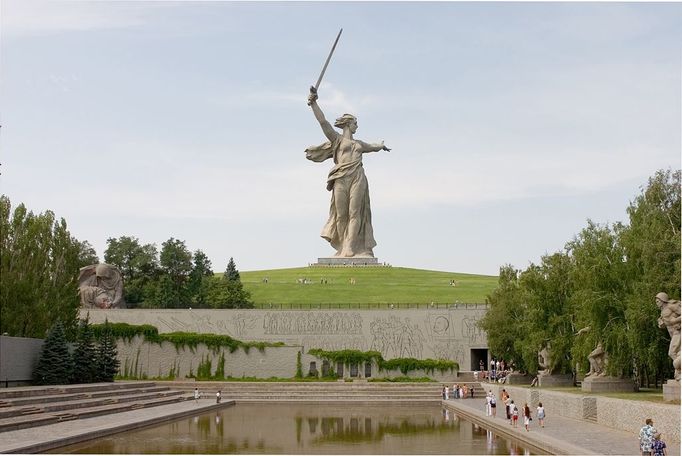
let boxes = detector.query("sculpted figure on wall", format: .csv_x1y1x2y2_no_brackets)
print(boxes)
306,90,390,258
78,264,125,309
656,292,681,381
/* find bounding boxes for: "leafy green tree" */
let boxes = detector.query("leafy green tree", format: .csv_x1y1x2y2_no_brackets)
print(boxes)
620,169,681,385
71,317,98,383
478,265,528,371
95,319,120,382
519,252,575,375
0,196,88,338
189,250,213,307
33,320,73,385
104,236,159,304
567,220,632,377
157,238,193,308
224,257,241,282
206,274,253,309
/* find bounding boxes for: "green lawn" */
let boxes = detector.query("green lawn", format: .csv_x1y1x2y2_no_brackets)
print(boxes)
239,267,498,307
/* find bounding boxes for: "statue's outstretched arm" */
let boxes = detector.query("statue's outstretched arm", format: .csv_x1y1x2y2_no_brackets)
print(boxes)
359,139,391,153
308,91,336,142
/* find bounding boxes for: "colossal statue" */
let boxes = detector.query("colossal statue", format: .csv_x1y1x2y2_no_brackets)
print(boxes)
78,264,125,309
306,89,389,258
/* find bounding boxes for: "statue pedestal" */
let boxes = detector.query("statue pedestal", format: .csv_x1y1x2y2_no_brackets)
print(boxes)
662,380,680,402
313,257,381,266
581,375,635,393
538,373,574,387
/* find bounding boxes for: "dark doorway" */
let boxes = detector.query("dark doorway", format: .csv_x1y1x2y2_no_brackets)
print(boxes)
471,349,488,371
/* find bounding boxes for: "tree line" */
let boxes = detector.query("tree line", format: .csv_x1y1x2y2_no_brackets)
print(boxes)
0,195,251,340
103,236,252,309
479,169,681,387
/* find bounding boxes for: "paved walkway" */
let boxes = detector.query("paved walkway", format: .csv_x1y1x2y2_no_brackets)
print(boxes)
0,399,233,454
442,397,681,455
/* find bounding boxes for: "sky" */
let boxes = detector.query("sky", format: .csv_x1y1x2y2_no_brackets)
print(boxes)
1,1,680,276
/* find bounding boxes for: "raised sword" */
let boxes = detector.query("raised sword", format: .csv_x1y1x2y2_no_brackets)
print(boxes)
308,28,343,105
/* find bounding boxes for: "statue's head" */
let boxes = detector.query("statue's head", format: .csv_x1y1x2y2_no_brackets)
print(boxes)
655,292,669,307
334,114,358,133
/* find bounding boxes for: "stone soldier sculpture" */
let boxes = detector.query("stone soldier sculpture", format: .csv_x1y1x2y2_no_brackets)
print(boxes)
656,292,681,382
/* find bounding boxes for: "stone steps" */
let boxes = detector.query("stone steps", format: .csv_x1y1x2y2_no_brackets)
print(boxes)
0,382,190,433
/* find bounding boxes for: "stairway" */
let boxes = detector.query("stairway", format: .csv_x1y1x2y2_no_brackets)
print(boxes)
0,382,191,432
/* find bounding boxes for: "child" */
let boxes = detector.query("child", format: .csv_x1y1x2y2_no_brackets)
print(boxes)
510,400,518,427
652,433,667,456
537,402,545,428
523,403,531,431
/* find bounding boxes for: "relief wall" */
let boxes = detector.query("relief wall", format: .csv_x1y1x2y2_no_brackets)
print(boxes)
84,307,488,369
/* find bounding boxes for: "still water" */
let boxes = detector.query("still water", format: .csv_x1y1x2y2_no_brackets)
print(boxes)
50,403,537,454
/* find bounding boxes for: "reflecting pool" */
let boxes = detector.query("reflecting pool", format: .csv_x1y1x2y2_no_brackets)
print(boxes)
49,403,539,454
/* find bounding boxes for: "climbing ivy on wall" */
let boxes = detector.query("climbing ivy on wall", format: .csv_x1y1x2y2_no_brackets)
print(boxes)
307,349,458,375
91,322,284,353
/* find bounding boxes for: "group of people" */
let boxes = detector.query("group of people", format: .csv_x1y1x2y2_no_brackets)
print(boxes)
485,389,545,432
639,418,668,456
441,384,474,400
479,358,513,383
194,388,222,404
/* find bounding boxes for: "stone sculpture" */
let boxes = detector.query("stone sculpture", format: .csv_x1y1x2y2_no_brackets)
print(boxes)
586,342,607,377
538,345,553,375
656,292,681,382
306,89,390,258
78,264,125,309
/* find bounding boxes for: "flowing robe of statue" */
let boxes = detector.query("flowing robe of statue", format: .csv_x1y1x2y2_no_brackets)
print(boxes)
305,135,377,257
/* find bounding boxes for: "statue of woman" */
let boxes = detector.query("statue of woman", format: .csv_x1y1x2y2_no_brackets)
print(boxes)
306,89,390,257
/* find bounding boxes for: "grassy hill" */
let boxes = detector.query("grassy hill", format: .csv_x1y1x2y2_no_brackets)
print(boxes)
240,267,498,308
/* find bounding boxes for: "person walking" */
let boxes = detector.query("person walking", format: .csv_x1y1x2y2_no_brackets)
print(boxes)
652,433,667,456
490,392,497,417
194,388,201,404
536,402,545,428
511,401,519,427
216,390,222,404
523,403,532,431
485,391,491,416
639,418,656,456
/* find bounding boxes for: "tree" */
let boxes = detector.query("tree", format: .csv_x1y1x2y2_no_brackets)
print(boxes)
156,238,193,308
95,319,120,382
189,250,213,307
206,258,253,309
224,257,241,281
0,196,88,338
33,320,73,385
620,169,681,385
478,265,529,371
71,317,98,383
104,236,159,305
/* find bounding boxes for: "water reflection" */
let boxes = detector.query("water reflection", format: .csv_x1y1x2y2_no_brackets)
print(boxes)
49,403,538,454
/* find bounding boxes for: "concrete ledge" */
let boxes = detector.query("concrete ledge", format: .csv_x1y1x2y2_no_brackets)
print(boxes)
0,400,234,454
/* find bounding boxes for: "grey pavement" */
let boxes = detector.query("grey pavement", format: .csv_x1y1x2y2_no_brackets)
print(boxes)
0,399,232,454
442,397,681,455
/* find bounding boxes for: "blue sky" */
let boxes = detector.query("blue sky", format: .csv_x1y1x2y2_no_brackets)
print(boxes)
2,1,680,275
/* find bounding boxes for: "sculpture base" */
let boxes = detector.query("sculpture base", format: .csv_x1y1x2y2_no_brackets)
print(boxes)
312,257,384,267
662,380,680,402
538,373,574,387
581,375,635,393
